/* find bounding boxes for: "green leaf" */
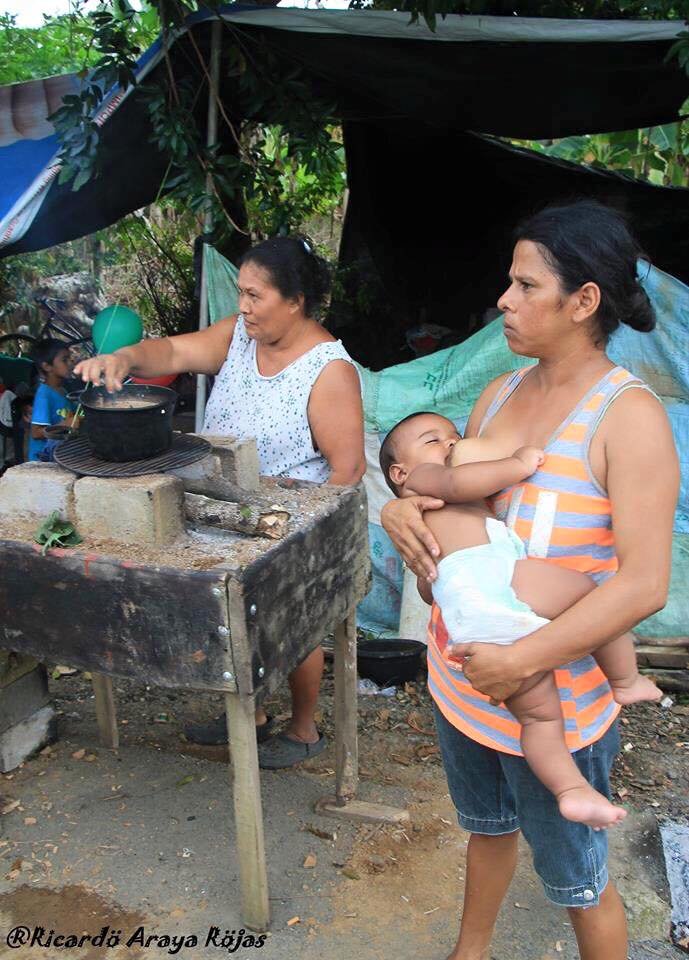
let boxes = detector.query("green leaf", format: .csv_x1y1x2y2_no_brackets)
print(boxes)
35,511,61,542
72,167,92,192
34,512,83,555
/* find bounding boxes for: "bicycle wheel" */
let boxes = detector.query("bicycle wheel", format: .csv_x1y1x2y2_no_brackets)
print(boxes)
46,318,90,344
0,334,38,358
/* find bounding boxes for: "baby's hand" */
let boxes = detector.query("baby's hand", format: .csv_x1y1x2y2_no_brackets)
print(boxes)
513,445,545,476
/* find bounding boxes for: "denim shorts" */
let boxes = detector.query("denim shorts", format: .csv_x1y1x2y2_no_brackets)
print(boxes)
433,703,621,908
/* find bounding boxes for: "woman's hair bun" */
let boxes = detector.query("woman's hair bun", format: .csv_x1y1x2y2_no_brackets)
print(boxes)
624,284,656,333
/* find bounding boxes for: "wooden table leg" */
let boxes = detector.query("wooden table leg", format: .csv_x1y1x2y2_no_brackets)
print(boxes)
92,673,118,750
225,691,269,933
334,609,358,803
316,608,409,825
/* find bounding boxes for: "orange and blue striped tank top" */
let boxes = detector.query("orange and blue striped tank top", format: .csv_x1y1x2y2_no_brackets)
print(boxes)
427,364,650,756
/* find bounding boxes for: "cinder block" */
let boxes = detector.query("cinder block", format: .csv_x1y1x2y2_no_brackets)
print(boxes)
170,453,224,485
202,435,260,490
172,435,260,491
0,703,56,772
0,462,75,521
74,474,185,545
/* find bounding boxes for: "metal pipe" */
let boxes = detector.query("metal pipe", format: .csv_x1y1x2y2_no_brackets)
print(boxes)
195,18,222,433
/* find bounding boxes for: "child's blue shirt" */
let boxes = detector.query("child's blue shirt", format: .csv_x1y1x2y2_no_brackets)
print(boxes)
28,383,75,461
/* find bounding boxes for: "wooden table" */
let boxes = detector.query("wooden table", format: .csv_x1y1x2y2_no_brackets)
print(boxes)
0,482,377,931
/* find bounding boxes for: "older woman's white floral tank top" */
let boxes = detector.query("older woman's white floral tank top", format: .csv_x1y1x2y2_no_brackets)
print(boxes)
202,315,357,482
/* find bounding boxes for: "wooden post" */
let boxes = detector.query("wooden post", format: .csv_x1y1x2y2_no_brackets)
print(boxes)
92,673,119,750
194,18,222,433
334,610,358,803
316,607,410,825
225,691,269,932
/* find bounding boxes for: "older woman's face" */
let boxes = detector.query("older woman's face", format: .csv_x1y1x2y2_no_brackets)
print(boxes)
497,240,577,357
237,261,303,343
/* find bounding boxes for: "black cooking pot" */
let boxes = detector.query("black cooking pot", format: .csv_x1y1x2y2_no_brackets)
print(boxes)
80,383,177,462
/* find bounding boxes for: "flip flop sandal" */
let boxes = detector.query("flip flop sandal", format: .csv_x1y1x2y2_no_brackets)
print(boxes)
184,713,274,746
257,731,327,770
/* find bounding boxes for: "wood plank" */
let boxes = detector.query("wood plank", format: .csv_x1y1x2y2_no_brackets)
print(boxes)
634,635,689,648
635,646,689,669
641,668,689,692
314,797,410,824
226,692,269,932
92,673,119,749
224,579,270,931
334,612,358,803
240,484,370,697
0,541,236,692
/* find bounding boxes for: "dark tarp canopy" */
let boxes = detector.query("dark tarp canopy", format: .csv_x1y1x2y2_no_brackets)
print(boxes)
337,123,689,360
2,7,689,362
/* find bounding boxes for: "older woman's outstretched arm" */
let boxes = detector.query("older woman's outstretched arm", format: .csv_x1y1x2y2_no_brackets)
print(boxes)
455,387,679,703
75,315,238,391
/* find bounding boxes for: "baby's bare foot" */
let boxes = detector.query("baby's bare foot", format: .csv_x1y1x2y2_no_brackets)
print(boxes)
611,674,663,706
557,785,627,830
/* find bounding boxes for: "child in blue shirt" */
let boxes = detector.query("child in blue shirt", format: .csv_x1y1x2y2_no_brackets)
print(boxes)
29,339,78,462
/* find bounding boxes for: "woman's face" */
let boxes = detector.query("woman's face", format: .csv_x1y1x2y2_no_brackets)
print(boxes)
497,240,580,357
237,261,303,343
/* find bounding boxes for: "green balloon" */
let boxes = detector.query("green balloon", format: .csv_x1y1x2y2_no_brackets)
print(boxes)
92,305,143,354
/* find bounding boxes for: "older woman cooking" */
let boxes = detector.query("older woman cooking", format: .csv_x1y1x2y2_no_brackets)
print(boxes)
75,236,364,769
381,201,679,960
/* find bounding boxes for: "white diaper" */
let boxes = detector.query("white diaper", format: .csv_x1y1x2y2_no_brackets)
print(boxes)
432,517,549,646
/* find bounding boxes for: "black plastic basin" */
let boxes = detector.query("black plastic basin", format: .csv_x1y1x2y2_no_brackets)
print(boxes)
357,638,426,687
80,383,177,462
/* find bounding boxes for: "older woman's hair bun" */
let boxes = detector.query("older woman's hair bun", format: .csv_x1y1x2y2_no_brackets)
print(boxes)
514,200,657,343
240,235,332,319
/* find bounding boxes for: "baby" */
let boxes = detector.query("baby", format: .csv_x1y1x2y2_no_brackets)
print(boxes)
380,411,662,830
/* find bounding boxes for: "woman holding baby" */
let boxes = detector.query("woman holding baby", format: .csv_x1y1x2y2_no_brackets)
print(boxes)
382,200,679,960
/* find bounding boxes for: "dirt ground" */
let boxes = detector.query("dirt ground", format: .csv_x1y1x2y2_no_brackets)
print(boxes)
0,657,687,960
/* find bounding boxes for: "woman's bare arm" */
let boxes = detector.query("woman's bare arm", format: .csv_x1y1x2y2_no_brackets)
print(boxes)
308,360,365,486
380,372,514,579
455,389,679,702
74,315,237,392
